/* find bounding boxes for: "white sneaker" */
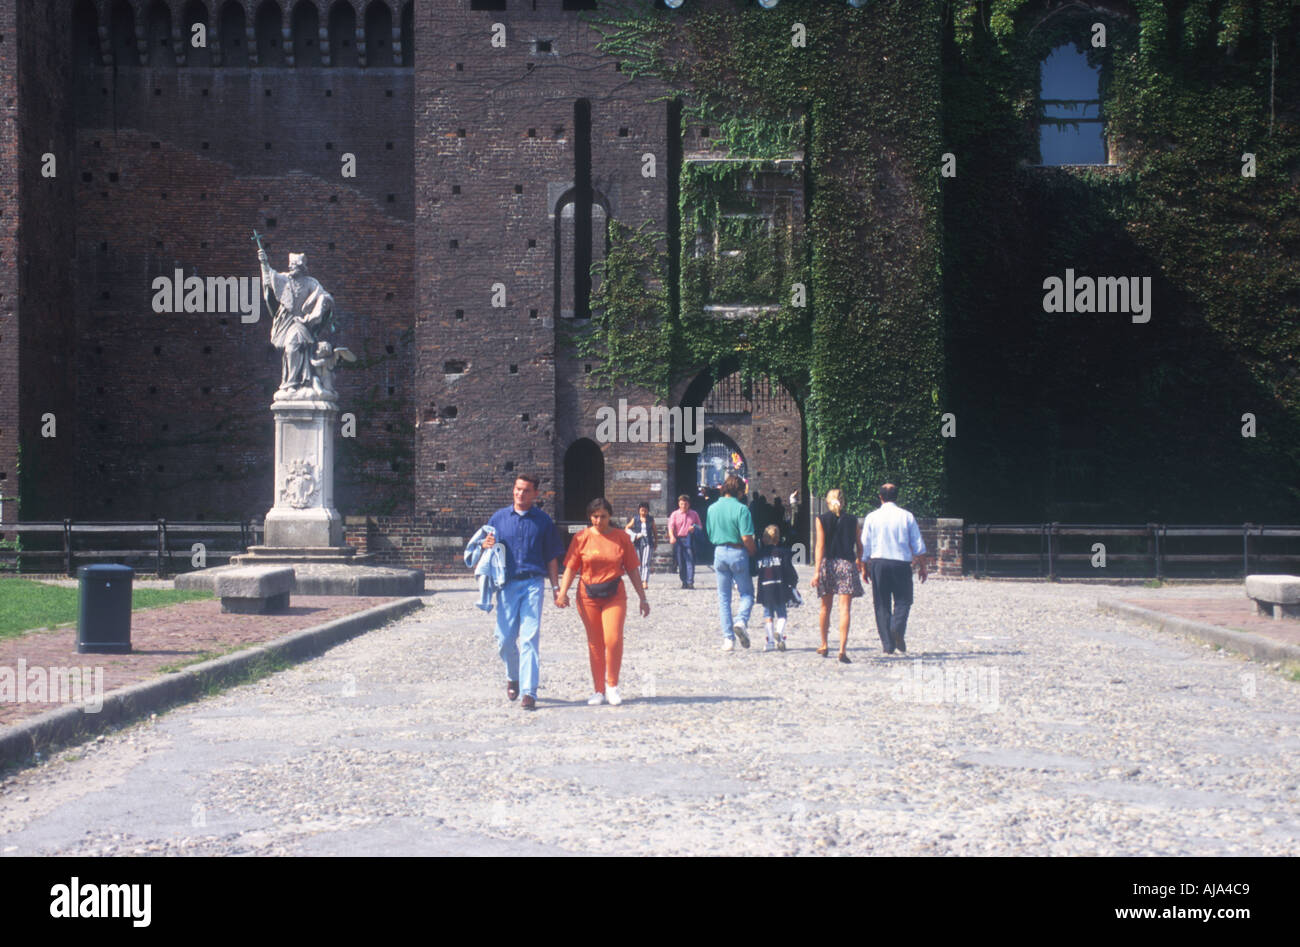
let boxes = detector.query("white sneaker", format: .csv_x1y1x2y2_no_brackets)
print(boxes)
720,638,735,652
587,692,606,705
764,638,775,652
606,686,622,706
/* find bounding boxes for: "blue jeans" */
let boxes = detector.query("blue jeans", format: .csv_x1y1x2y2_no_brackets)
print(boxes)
495,577,544,697
674,535,696,585
713,545,754,639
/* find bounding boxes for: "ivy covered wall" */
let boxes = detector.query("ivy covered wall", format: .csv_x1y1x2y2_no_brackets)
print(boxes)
944,0,1300,522
581,0,1299,523
586,0,945,515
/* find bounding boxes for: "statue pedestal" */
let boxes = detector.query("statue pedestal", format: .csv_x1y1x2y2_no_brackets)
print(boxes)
262,397,344,549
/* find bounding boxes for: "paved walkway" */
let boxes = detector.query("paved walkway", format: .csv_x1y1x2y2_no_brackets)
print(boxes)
2,575,1298,856
1119,591,1300,649
0,595,394,726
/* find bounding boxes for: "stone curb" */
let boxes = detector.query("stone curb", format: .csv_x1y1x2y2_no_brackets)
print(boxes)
0,596,425,769
1098,599,1300,663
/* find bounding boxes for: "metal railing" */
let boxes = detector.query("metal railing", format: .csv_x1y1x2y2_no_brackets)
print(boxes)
0,520,263,577
965,523,1300,579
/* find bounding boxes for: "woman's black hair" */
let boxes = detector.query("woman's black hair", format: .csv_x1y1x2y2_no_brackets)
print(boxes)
586,496,614,517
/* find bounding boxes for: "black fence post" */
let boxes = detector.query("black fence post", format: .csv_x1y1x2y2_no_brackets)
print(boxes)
1242,523,1251,577
1047,523,1058,580
157,519,168,578
63,519,73,576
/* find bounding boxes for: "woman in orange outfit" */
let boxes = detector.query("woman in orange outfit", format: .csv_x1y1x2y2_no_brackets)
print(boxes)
555,496,650,706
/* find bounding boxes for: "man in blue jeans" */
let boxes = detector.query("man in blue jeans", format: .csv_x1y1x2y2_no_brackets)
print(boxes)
480,475,564,710
705,475,757,651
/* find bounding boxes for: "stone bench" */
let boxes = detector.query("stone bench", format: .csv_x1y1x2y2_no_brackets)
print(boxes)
1245,574,1300,620
213,566,295,614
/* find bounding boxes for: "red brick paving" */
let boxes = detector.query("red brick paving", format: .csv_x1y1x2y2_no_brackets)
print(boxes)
1122,597,1300,650
0,597,394,726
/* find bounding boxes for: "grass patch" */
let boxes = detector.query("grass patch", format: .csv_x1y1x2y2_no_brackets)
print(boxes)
1141,579,1165,589
0,578,213,639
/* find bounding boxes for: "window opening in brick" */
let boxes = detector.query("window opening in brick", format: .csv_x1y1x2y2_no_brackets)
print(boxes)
401,2,414,66
574,98,593,320
293,0,321,65
1038,43,1106,166
183,1,212,66
366,1,392,63
328,0,357,66
145,0,170,67
255,1,285,65
469,0,506,10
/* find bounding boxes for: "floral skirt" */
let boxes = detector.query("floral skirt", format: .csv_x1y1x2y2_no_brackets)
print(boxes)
817,557,864,598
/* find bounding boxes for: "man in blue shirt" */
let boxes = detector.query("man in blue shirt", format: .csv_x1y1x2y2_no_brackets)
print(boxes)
858,482,928,654
481,475,565,710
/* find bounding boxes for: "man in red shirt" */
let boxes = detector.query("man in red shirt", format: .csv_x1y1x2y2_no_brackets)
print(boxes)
667,494,703,589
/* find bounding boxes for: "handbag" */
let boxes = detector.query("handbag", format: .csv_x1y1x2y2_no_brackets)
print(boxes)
582,577,621,599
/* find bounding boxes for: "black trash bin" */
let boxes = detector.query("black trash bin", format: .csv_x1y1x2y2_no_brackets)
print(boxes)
77,564,133,654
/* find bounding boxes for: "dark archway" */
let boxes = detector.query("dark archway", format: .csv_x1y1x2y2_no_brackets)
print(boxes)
292,0,321,66
255,1,284,66
183,1,212,66
328,1,357,67
678,360,808,549
219,0,246,64
365,1,392,66
73,0,100,71
400,1,413,66
111,0,137,67
146,1,172,67
563,438,605,522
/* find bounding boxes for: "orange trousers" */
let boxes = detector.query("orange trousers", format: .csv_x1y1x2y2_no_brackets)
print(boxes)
577,589,626,692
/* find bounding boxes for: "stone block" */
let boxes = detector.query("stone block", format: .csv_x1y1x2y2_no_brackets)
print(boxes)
215,566,295,614
1245,574,1300,605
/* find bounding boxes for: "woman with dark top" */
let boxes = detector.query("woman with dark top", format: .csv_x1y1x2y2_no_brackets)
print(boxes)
557,497,650,706
810,488,864,662
625,502,657,589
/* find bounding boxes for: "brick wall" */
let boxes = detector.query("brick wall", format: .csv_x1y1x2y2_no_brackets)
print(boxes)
0,2,18,513
414,0,678,526
64,4,413,521
14,0,78,519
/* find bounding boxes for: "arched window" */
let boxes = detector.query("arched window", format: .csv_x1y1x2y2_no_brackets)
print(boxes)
1038,43,1106,165
400,1,412,67
146,1,172,67
564,439,606,521
292,0,321,66
255,1,285,66
73,0,101,70
365,1,392,66
329,1,357,67
219,0,246,64
111,0,138,67
183,1,212,66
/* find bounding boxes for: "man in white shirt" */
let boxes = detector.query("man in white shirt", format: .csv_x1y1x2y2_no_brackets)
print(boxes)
857,482,927,654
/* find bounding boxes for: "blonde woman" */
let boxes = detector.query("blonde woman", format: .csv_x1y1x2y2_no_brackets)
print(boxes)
810,488,864,662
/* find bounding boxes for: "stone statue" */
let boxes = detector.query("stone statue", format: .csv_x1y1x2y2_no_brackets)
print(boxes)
310,340,356,398
255,236,339,399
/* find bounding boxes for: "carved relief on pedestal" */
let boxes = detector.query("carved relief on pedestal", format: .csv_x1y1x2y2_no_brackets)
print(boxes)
280,459,320,510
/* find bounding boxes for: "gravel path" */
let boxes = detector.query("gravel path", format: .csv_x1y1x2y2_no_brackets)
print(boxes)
2,574,1298,856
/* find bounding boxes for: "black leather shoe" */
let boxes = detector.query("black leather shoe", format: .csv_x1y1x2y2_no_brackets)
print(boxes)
521,695,536,711
507,681,519,701
894,638,906,654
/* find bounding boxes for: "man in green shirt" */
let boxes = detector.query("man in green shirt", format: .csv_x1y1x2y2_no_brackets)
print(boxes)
706,475,757,651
